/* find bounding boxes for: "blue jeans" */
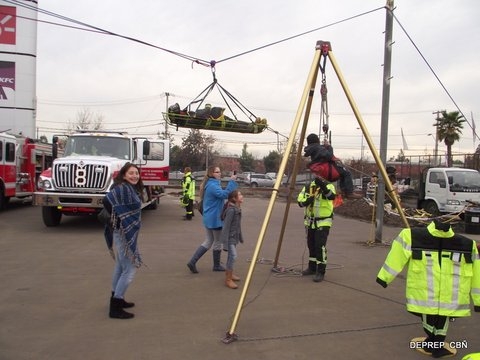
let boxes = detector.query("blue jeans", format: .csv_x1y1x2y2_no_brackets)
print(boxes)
112,230,137,299
201,228,222,251
225,244,237,270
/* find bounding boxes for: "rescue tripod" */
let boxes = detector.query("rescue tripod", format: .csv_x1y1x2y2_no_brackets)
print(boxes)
222,40,409,344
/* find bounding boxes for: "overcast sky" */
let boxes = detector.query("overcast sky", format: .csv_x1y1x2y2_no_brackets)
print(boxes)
31,0,480,161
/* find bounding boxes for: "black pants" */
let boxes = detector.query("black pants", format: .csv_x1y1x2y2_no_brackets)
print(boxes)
333,161,354,194
306,226,330,273
185,199,194,219
309,161,354,194
410,312,450,355
421,314,449,343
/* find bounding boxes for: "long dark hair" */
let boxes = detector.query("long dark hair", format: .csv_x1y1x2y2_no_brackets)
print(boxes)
113,162,144,193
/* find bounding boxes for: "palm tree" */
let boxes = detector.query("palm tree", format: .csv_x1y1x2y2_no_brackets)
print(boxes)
434,110,465,167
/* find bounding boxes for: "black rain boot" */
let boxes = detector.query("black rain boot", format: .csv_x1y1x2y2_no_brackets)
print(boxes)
187,246,208,273
212,250,225,271
431,346,454,358
431,334,454,358
313,264,325,283
109,297,134,319
302,261,316,276
111,291,135,308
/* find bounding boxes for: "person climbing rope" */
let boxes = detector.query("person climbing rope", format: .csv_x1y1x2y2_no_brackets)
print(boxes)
303,133,362,200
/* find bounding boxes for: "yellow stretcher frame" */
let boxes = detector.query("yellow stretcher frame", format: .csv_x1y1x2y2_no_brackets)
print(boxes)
163,112,268,134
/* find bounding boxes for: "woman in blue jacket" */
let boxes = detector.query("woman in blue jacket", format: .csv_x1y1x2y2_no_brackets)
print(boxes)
187,165,238,273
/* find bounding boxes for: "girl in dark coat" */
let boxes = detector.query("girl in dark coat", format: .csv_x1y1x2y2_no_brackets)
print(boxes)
220,190,244,289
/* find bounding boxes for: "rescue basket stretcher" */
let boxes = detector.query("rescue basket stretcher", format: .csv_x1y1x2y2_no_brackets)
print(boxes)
164,103,268,134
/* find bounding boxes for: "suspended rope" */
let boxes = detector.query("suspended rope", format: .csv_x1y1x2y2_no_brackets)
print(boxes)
318,45,330,144
307,44,340,182
164,65,268,134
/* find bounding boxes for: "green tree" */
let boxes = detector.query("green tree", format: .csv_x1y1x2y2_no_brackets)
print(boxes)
177,129,215,170
169,144,183,171
434,110,465,167
238,143,254,172
263,150,282,172
393,149,406,162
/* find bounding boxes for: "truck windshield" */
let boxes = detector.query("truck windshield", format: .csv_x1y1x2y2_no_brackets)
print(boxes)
63,136,130,160
447,170,480,190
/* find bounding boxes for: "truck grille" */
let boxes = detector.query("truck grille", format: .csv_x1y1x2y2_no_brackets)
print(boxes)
53,163,109,190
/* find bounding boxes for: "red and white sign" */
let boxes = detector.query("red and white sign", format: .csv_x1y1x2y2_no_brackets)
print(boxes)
0,60,15,100
0,6,16,45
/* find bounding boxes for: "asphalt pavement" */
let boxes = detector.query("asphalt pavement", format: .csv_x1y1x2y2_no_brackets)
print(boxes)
1,192,479,360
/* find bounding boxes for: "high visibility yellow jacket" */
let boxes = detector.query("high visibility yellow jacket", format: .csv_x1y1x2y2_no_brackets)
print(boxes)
376,221,480,317
297,180,336,229
181,172,195,200
462,353,480,360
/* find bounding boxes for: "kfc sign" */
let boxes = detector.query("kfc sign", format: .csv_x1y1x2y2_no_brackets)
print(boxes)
0,61,15,100
0,6,16,45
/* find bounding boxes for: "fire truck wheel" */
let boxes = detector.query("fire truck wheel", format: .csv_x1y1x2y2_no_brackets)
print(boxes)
0,188,8,210
42,206,62,227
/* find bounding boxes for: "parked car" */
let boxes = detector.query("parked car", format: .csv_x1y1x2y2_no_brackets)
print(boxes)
266,172,288,184
192,171,206,181
169,171,184,180
281,172,314,186
243,173,276,187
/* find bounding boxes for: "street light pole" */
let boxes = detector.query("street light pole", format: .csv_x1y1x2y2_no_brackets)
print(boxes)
357,127,364,161
375,0,395,243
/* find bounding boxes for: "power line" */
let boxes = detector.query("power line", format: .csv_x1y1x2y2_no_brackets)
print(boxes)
216,6,385,64
2,0,210,66
7,0,476,149
4,0,385,69
37,94,166,106
37,118,164,125
392,12,479,142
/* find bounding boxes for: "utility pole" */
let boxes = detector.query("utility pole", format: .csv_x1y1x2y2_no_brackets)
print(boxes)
375,0,394,243
275,131,280,152
164,92,170,139
432,110,442,166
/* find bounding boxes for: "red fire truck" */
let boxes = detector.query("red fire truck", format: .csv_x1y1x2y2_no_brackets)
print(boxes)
34,130,169,227
0,132,57,210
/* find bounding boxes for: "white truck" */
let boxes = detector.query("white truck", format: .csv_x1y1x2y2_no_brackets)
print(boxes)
34,131,169,227
401,167,480,215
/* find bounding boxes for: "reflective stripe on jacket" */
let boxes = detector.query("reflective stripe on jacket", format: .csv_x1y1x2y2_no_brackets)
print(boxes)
182,172,195,200
377,221,480,317
297,181,335,229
